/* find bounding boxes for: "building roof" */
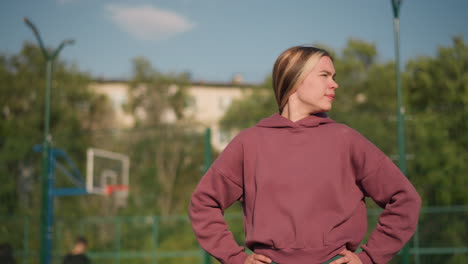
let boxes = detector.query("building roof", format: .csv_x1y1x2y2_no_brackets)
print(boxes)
91,77,263,88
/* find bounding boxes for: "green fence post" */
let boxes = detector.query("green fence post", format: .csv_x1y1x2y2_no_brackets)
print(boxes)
203,127,212,264
153,216,160,264
413,225,420,264
79,219,85,238
55,221,62,264
23,216,30,264
390,1,411,263
115,217,121,264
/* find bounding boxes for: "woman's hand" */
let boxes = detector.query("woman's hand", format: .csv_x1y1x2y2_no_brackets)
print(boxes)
329,249,363,264
244,253,272,264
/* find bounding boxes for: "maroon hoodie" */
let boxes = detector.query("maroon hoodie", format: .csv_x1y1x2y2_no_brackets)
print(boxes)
188,112,421,264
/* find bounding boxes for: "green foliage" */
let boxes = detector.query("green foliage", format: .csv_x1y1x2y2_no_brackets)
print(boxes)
117,57,205,217
126,56,192,126
0,42,109,216
404,36,467,206
2,37,467,263
220,77,277,131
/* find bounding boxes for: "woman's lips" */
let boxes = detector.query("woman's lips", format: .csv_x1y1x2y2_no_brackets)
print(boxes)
326,95,335,100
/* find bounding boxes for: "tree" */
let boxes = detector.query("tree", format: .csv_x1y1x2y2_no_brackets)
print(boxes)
0,42,112,216
403,35,468,264
123,57,205,217
405,36,467,206
0,43,115,262
220,76,275,131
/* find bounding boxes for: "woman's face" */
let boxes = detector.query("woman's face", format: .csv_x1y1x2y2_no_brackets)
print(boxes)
291,56,338,113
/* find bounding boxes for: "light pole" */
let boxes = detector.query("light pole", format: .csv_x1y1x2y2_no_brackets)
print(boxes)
23,17,74,264
390,1,410,264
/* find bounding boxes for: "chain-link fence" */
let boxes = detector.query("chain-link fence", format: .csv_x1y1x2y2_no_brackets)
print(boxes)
2,204,467,264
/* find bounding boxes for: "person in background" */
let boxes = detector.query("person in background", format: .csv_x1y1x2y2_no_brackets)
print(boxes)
0,243,16,264
62,236,91,264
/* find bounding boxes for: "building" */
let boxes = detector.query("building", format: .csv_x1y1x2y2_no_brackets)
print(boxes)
90,78,256,150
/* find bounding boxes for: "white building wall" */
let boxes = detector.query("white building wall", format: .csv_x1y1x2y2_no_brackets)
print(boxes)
186,85,248,150
90,81,253,150
89,82,135,128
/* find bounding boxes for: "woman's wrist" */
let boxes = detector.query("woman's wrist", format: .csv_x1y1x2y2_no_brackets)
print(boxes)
356,251,373,264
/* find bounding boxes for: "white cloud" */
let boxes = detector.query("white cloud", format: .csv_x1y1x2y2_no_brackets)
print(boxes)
105,4,195,41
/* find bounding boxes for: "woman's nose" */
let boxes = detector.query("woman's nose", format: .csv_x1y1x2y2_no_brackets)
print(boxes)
331,80,339,89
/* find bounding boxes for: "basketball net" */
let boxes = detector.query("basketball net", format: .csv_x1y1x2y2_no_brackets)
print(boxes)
105,185,129,208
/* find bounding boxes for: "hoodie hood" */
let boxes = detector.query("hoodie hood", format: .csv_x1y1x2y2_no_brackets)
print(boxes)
256,112,335,128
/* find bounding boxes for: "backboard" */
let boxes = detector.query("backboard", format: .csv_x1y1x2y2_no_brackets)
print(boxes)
86,148,130,195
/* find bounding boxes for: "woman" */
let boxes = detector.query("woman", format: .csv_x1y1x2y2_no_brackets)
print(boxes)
188,46,421,264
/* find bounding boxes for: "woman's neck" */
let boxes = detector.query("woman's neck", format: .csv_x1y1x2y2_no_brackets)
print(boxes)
281,103,311,122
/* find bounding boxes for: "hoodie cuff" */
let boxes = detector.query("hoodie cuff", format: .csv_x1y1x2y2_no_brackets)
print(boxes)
356,251,374,264
230,251,249,264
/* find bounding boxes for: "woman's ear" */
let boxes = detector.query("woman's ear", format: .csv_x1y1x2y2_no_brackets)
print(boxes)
288,91,298,101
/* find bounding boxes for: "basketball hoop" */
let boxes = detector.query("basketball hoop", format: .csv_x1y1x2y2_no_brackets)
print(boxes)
86,148,130,208
105,185,129,208
105,184,129,195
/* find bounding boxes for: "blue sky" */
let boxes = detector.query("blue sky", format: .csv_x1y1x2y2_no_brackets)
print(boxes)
1,0,467,83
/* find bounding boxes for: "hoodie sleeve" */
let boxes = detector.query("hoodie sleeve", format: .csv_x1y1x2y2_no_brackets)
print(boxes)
188,132,248,264
347,128,422,264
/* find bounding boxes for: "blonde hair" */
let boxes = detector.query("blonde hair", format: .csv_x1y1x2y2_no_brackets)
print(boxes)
272,46,332,114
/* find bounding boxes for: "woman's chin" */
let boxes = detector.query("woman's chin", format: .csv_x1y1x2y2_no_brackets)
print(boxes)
321,105,332,112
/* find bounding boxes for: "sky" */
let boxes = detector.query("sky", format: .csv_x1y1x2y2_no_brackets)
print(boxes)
1,0,467,83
